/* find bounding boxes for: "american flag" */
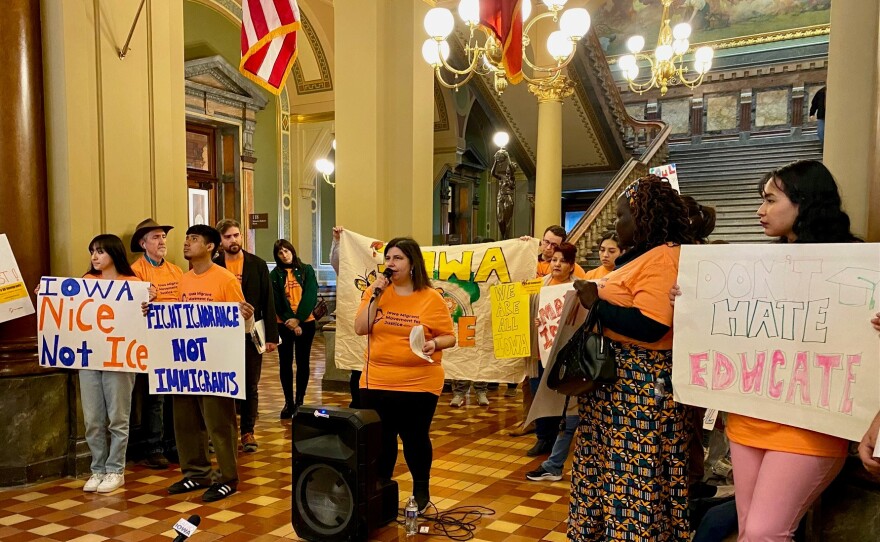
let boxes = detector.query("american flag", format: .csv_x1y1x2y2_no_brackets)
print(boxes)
240,0,300,95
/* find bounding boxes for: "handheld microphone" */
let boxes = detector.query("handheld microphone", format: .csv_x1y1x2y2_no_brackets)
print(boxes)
172,514,200,541
371,268,394,300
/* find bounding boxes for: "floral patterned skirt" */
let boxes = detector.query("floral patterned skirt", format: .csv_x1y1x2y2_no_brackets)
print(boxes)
568,341,692,542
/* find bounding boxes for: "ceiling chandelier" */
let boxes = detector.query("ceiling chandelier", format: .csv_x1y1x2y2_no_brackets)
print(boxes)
617,0,714,96
421,0,591,95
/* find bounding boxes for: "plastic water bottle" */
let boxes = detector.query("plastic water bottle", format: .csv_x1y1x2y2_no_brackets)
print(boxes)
404,495,418,537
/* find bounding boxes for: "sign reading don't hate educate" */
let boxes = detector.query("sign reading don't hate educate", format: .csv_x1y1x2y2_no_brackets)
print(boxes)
672,244,880,441
37,277,245,399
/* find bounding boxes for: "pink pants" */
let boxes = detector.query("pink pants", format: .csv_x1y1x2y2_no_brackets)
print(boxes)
729,441,845,542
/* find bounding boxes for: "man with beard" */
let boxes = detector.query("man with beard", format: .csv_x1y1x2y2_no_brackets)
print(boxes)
214,219,278,453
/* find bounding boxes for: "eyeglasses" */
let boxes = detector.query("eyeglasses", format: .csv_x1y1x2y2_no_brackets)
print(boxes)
541,240,559,248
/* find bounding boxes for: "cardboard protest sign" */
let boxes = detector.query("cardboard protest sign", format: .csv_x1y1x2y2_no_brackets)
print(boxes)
490,282,531,358
37,277,246,399
335,230,537,382
146,302,245,399
0,234,35,323
536,283,574,367
672,244,880,441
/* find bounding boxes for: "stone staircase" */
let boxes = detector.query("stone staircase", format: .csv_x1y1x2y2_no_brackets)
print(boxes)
672,139,824,244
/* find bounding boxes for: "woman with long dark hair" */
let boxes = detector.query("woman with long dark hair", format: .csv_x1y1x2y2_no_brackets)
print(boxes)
270,239,318,418
354,237,455,513
570,175,695,541
79,234,140,493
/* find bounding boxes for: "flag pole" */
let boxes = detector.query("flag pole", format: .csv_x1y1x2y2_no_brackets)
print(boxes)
118,0,147,60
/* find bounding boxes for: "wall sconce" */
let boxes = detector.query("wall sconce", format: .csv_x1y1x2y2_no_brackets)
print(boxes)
315,157,336,188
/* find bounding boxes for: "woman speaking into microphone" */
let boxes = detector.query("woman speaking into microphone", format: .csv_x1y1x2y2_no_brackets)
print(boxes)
354,237,455,513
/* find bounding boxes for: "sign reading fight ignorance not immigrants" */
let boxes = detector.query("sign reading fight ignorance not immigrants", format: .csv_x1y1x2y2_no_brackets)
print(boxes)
335,230,537,383
672,244,880,441
37,277,245,399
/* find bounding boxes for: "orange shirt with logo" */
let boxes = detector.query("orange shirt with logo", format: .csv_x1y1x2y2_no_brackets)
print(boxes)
537,259,587,279
279,269,314,323
224,254,244,284
179,264,244,303
596,244,679,350
358,285,454,395
131,257,183,301
583,265,613,281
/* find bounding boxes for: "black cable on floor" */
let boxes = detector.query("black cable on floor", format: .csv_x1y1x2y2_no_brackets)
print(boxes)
396,502,496,541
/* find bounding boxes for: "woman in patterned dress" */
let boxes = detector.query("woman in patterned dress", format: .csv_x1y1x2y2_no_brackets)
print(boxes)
569,175,696,541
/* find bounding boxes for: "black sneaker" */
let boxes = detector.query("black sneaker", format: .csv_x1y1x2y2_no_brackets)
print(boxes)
526,466,562,482
202,482,237,502
168,478,209,495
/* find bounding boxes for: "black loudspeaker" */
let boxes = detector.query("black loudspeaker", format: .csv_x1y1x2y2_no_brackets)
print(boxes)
291,405,399,542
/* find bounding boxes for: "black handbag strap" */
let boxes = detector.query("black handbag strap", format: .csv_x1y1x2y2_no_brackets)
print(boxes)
584,298,604,336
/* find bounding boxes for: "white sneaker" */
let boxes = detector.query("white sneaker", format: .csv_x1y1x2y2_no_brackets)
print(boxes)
476,391,490,406
449,394,465,407
83,473,104,492
97,473,124,493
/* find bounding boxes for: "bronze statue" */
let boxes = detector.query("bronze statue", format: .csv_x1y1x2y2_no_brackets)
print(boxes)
490,147,517,239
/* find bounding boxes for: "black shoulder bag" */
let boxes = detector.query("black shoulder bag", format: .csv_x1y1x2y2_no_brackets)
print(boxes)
546,299,617,397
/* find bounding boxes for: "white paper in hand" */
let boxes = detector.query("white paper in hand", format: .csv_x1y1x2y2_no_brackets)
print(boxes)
875,427,880,459
409,325,434,363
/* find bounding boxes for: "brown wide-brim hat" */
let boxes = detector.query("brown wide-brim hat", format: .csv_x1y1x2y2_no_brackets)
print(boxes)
131,218,174,253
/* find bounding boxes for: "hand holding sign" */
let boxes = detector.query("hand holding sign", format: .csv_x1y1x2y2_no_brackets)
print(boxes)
858,411,880,474
574,279,599,308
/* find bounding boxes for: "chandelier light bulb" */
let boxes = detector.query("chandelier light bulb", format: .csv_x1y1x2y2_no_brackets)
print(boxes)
421,39,450,67
424,7,454,39
542,0,568,11
695,46,714,63
618,54,637,71
672,38,689,55
672,22,692,40
560,8,591,39
493,131,510,148
625,65,640,81
316,158,334,176
331,139,336,150
458,0,480,26
547,30,574,60
655,44,673,62
626,35,645,54
522,0,532,22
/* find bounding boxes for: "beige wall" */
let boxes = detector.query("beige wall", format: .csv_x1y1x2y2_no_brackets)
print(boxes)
41,0,187,275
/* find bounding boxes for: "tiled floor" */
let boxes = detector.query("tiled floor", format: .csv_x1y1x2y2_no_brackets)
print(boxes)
0,334,572,541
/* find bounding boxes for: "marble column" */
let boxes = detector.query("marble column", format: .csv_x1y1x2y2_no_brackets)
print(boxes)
529,76,575,236
0,0,69,486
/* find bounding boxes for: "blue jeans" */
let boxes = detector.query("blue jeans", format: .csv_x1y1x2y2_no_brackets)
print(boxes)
79,370,136,474
817,119,825,143
692,499,737,542
541,415,578,475
452,380,488,394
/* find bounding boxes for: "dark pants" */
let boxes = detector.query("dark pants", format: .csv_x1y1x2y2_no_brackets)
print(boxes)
237,339,262,435
349,370,362,408
173,394,238,485
360,389,438,482
128,373,164,456
278,321,316,405
529,365,560,442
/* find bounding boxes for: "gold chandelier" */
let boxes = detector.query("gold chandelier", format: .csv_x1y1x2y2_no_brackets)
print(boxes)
617,0,714,96
422,0,591,94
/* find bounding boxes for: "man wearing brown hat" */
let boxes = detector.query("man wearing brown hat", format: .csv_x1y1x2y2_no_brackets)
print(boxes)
128,218,184,468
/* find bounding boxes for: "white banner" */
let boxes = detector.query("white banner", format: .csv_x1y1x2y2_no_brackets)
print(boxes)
649,163,680,193
0,234,35,323
537,283,574,367
335,231,537,382
37,277,246,399
672,244,880,441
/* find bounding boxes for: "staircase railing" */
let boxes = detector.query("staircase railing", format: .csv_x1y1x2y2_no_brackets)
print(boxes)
567,121,671,265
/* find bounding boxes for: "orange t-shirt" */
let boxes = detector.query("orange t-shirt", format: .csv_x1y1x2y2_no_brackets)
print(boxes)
726,414,848,457
537,259,587,279
583,265,613,281
358,285,454,395
278,269,314,323
224,254,244,284
596,244,679,350
179,264,244,303
131,257,183,301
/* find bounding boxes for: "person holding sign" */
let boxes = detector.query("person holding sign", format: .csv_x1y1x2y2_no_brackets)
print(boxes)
720,161,860,541
569,175,695,542
354,237,455,514
79,234,141,493
270,239,318,418
129,218,183,469
164,225,254,503
581,231,621,280
859,313,880,475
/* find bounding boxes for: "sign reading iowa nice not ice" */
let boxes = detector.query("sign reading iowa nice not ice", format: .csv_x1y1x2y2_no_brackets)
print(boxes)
37,277,245,399
672,244,880,441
